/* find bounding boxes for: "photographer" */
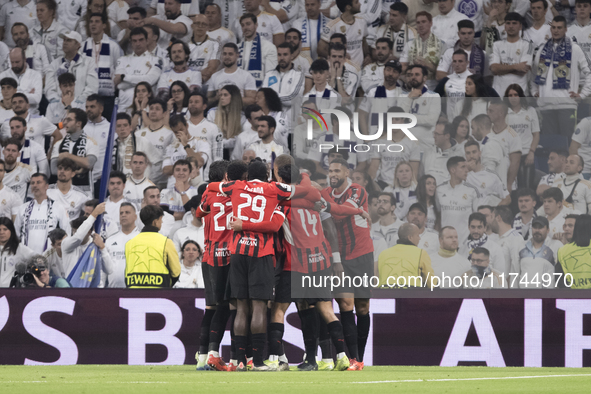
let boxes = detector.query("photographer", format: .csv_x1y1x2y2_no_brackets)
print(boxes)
0,217,35,287
27,255,70,288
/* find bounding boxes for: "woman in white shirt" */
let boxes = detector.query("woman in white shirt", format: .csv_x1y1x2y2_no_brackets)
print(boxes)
416,174,440,231
127,82,154,131
174,240,204,289
0,217,35,288
451,115,474,153
168,80,190,117
505,83,540,190
461,75,499,126
384,161,418,222
207,85,247,157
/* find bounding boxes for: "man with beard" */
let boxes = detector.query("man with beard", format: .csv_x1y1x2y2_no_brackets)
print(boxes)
436,20,485,79
399,64,442,151
47,158,88,220
157,40,202,93
187,92,223,165
0,49,43,115
114,28,163,110
490,205,525,283
369,3,415,62
45,32,98,109
459,212,508,277
189,14,221,83
7,116,48,175
237,13,278,89
2,139,33,201
292,0,331,61
123,152,156,211
84,95,111,197
430,226,471,288
0,78,16,122
284,28,313,91
11,23,50,75
112,113,162,177
464,140,511,206
462,247,506,288
319,0,369,68
145,0,193,49
0,93,61,147
321,158,373,370
406,202,439,255
553,214,578,244
0,158,22,220
513,188,538,240
518,217,563,288
371,192,401,247
105,171,130,229
262,42,305,109
208,43,257,105
231,0,284,45
50,108,99,197
14,173,71,254
361,37,393,94
232,104,263,161
246,116,288,171
327,42,359,100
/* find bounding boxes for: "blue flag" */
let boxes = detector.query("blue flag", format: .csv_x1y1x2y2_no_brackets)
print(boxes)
67,103,119,288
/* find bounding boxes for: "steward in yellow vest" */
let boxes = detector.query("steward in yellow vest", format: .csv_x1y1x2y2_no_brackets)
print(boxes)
125,205,181,288
377,223,435,288
556,214,591,289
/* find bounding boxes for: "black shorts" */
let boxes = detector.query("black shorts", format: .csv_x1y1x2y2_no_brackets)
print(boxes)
333,252,374,299
230,254,275,301
203,263,231,306
274,269,292,304
291,268,333,304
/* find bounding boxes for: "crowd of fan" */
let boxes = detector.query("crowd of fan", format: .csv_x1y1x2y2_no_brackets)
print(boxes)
0,0,591,288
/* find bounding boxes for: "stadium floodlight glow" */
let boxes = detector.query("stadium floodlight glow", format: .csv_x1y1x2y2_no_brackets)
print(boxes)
305,108,418,141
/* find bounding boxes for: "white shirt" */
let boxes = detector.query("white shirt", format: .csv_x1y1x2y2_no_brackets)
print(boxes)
157,67,203,91
0,67,43,114
360,62,385,94
0,183,21,219
174,261,205,288
303,84,342,110
3,163,32,201
0,0,36,47
573,117,591,174
569,20,591,56
496,228,525,279
459,235,507,275
418,228,440,256
491,39,534,97
213,0,244,29
50,132,100,192
238,36,278,83
14,198,72,254
436,180,480,243
432,9,470,48
208,67,257,95
187,117,224,165
431,251,471,288
443,69,472,120
232,12,283,43
262,66,306,108
161,186,198,213
523,23,552,49
372,219,402,247
422,142,465,186
0,113,56,146
47,184,88,220
189,37,221,72
136,126,175,158
0,243,35,287
232,126,260,160
247,140,288,166
162,137,211,188
321,15,368,68
172,220,205,256
56,0,86,30
368,23,415,59
115,51,163,108
101,227,140,288
506,106,541,155
467,169,509,206
207,27,237,47
0,138,48,175
124,176,155,211
552,174,591,214
84,118,111,180
156,13,193,49
114,134,163,177
480,134,509,188
398,88,442,150
370,136,421,186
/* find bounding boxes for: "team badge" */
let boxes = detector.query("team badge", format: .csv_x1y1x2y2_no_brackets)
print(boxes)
71,201,75,207
141,131,146,136
15,176,19,182
146,62,152,68
160,136,164,142
371,65,376,71
202,128,207,134
204,47,208,53
341,26,346,33
1,199,5,205
262,22,266,27
516,49,521,56
463,194,467,200
481,182,486,189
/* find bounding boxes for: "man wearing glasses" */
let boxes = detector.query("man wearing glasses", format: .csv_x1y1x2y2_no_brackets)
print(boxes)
462,247,507,288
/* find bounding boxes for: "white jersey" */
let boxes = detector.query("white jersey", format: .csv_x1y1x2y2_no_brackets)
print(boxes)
115,52,163,109
490,126,522,157
124,176,155,210
291,15,332,61
506,106,540,155
172,221,205,256
247,140,288,166
321,16,368,68
418,228,440,256
360,62,384,94
188,117,224,164
262,66,306,108
151,0,199,17
156,13,193,49
303,84,342,110
135,126,175,157
552,174,591,214
523,23,552,49
422,142,465,186
436,180,480,243
189,37,221,72
431,251,471,288
0,184,21,219
0,138,49,175
518,239,562,288
0,243,35,287
496,228,525,278
207,27,237,47
432,9,470,48
455,0,485,33
1,113,56,146
101,228,140,288
368,24,415,60
480,134,510,188
56,0,86,30
83,118,111,180
163,137,211,187
3,163,32,201
443,69,472,120
214,0,245,29
491,39,534,96
369,136,421,186
0,0,36,48
157,67,203,92
161,186,198,213
382,185,418,221
569,21,591,56
208,68,257,95
467,169,509,206
47,184,88,220
104,196,129,230
398,88,442,150
232,126,260,160
232,12,283,43
572,117,591,174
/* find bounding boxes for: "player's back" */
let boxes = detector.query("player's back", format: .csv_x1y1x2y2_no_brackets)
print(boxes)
200,188,233,267
287,204,332,274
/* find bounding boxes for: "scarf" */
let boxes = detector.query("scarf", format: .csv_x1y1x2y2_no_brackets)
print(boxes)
112,133,136,172
20,198,56,248
83,34,114,96
408,33,441,79
471,264,492,279
513,212,537,240
308,87,332,98
301,14,328,59
59,132,91,188
483,25,501,55
20,139,30,165
56,54,81,78
383,24,414,54
454,40,485,76
535,37,572,89
238,33,263,87
466,233,488,260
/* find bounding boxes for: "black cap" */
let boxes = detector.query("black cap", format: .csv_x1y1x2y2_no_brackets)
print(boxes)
408,202,427,215
532,216,549,228
384,59,402,73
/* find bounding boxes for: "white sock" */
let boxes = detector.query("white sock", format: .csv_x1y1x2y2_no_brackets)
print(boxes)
279,354,288,363
208,350,220,358
198,354,207,363
323,358,334,363
336,352,347,360
229,359,238,366
269,354,279,362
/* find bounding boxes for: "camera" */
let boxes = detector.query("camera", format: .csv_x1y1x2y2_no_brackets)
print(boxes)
9,262,43,288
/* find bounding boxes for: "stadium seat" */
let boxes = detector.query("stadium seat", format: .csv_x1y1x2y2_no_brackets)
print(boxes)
534,134,570,174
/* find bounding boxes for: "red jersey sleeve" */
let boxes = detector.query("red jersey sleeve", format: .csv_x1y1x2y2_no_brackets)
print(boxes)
241,208,285,232
273,182,294,200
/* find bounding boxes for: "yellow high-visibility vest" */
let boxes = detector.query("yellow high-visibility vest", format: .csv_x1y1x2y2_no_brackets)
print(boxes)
557,243,591,289
125,231,172,288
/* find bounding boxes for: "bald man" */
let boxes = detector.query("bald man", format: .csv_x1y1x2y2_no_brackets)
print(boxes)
0,48,43,115
377,223,435,288
190,14,221,82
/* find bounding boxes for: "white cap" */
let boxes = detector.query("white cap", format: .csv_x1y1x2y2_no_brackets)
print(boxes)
59,31,83,45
